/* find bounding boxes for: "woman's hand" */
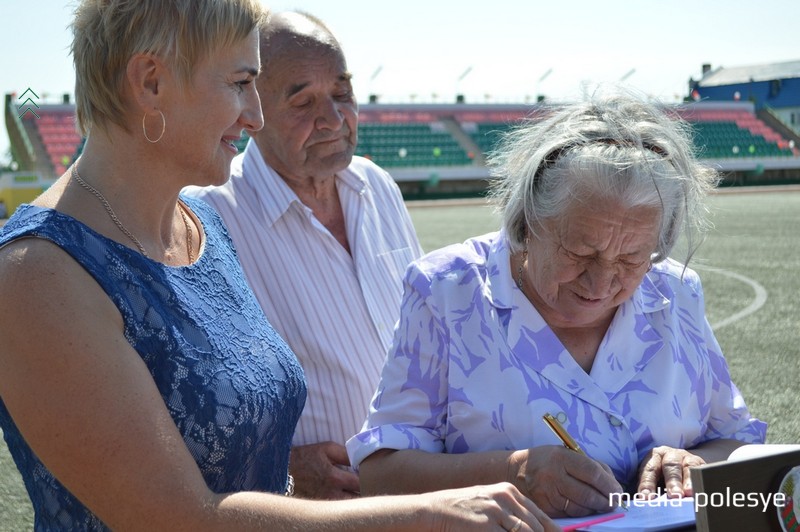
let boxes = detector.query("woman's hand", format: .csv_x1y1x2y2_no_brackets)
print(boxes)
637,445,706,498
509,446,623,517
425,482,560,532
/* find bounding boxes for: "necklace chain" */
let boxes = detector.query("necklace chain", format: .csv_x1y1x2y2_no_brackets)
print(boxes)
71,164,194,263
71,164,148,257
179,202,195,263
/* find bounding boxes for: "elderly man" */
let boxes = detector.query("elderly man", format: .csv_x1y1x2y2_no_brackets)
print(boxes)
187,11,422,499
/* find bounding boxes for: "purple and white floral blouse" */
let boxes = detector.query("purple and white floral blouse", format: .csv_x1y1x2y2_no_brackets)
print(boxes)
347,230,766,489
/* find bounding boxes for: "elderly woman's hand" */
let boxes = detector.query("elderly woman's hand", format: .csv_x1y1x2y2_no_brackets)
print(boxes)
509,446,623,517
637,445,706,498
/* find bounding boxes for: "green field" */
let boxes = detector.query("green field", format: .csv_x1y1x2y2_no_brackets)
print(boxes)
1,189,798,528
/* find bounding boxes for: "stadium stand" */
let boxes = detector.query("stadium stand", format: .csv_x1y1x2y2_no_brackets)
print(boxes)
356,123,472,168
690,59,800,157
679,107,795,159
4,94,82,179
4,92,800,204
469,121,513,155
33,108,82,176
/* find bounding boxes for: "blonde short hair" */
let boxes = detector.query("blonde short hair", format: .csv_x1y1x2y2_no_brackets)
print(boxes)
71,0,266,136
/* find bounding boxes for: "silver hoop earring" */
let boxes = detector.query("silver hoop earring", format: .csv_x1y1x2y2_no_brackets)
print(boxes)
142,110,166,143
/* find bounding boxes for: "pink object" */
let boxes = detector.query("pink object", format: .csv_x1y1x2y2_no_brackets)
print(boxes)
562,512,626,531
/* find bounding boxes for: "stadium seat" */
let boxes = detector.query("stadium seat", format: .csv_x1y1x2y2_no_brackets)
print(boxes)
677,107,795,159
356,123,471,168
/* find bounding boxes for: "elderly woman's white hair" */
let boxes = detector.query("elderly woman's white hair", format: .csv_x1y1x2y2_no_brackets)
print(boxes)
487,88,719,266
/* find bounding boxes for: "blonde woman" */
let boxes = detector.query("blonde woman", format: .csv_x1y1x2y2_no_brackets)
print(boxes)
0,1,555,530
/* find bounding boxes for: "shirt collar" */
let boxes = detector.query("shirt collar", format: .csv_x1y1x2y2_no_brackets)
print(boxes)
241,139,369,228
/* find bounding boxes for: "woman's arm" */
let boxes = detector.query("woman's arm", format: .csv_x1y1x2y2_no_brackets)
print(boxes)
215,482,562,531
0,240,558,531
360,448,516,495
361,447,622,518
0,239,218,528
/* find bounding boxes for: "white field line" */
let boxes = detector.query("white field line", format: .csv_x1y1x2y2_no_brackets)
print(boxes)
694,265,768,330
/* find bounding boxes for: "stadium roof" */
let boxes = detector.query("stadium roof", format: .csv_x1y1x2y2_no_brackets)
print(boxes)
698,59,800,87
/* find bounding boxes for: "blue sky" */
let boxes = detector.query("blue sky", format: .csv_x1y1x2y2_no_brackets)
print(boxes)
2,0,799,163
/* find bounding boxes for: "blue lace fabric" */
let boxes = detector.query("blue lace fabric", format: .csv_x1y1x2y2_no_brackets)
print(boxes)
0,196,306,530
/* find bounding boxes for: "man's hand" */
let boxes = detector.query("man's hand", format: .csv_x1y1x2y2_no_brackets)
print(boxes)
290,442,361,499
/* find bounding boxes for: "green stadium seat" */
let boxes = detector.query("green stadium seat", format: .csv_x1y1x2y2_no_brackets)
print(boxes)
688,120,793,159
356,123,471,168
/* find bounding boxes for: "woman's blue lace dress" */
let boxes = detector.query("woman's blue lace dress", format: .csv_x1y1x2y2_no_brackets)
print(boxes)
0,197,307,530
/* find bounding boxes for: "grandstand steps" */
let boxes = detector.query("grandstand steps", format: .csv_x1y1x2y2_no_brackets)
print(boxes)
439,116,485,165
21,118,53,178
3,94,35,172
757,108,800,156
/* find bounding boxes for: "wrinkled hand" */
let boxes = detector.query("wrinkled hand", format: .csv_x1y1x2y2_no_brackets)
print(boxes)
426,482,560,532
637,446,706,498
510,446,623,517
289,442,360,499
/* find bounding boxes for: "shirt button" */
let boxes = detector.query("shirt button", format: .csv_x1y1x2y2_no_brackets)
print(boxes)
608,415,623,427
555,412,568,424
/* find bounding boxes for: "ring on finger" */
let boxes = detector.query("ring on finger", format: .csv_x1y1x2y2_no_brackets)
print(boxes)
564,498,570,513
509,517,522,532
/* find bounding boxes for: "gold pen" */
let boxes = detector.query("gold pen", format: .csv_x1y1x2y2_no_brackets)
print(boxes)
542,413,628,511
542,413,587,456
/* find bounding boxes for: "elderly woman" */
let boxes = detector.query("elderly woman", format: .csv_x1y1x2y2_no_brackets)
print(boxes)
0,1,557,531
348,91,767,518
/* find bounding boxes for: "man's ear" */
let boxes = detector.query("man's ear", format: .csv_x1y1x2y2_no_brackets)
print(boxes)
126,53,168,112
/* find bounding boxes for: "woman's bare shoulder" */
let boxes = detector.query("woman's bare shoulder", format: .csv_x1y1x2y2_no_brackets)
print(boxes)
0,235,86,286
0,236,122,339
